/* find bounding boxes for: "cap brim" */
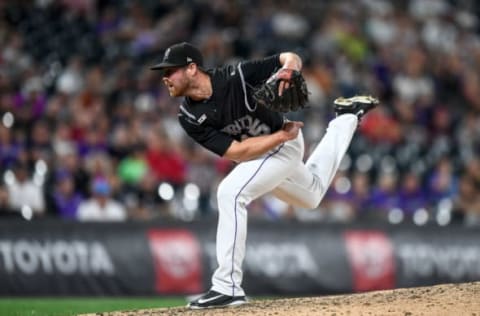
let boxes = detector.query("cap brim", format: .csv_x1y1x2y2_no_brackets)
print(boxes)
150,62,185,70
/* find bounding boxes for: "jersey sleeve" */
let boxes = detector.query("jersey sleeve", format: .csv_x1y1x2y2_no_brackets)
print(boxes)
179,114,233,157
237,54,281,86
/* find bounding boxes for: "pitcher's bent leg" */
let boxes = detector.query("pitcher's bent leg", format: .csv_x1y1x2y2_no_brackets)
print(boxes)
273,114,358,209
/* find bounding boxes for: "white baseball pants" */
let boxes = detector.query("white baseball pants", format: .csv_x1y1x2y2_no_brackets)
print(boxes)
211,114,358,296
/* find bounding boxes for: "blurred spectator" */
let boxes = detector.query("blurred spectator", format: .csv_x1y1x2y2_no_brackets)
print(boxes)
117,144,148,186
393,47,433,103
6,161,45,217
51,170,84,220
398,171,429,217
78,125,109,158
2,31,31,76
128,171,171,220
84,153,114,180
367,171,400,220
109,123,139,161
427,157,457,208
29,120,53,163
51,121,76,156
464,158,480,185
0,125,23,170
456,113,480,163
53,150,90,197
13,73,47,131
77,177,127,222
145,128,186,186
358,105,402,144
56,56,84,95
350,171,372,219
453,174,480,226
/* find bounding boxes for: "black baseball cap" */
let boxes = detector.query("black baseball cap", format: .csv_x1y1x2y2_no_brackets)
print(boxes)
151,42,203,71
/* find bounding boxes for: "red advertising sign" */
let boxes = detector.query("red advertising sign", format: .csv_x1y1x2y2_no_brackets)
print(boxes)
344,230,396,292
147,229,203,294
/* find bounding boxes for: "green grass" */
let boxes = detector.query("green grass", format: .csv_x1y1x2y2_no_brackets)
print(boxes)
0,297,186,316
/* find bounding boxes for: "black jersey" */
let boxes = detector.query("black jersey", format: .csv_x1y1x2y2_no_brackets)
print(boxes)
178,55,285,156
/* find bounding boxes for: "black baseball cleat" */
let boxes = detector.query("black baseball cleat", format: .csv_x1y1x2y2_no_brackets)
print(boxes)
333,95,379,120
187,290,247,309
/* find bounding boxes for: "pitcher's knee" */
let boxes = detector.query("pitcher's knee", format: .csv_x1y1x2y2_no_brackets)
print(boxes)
217,178,241,208
217,180,232,201
217,178,253,210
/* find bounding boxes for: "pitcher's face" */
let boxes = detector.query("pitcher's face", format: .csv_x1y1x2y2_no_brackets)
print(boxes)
162,67,189,97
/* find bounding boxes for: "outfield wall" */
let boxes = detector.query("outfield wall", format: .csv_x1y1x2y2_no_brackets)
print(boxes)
0,220,479,296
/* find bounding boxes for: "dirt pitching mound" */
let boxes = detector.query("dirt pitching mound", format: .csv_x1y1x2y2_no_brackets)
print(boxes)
81,282,480,316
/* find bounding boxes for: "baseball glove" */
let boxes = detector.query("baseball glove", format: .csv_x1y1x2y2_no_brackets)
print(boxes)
252,68,309,113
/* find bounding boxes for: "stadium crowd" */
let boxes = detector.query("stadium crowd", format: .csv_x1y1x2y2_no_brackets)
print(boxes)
1,0,480,226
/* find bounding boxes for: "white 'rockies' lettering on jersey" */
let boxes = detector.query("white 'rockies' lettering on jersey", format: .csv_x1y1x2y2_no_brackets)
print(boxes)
221,114,271,137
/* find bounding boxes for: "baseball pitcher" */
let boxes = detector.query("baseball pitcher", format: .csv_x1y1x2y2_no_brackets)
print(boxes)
151,42,378,309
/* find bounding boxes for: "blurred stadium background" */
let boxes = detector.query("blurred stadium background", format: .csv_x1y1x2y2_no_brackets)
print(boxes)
1,0,480,315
